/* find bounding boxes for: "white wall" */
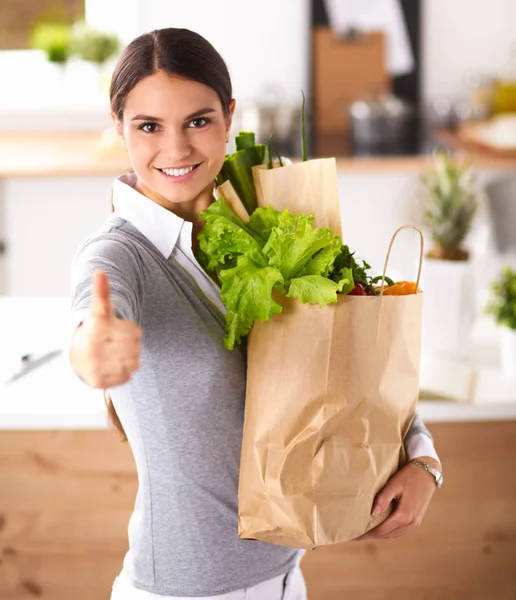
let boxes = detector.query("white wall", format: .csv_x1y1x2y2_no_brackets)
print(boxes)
135,0,310,106
422,0,516,101
131,0,516,106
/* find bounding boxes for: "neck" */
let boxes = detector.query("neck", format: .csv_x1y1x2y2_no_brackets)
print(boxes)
135,179,215,226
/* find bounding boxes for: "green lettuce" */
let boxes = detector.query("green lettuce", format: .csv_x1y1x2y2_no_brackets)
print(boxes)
219,255,284,348
287,269,353,305
197,200,353,349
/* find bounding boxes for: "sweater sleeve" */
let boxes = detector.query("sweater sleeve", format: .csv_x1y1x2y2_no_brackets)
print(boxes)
404,410,440,464
70,233,143,324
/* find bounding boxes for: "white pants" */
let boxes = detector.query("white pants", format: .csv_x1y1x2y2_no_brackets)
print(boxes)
110,566,307,600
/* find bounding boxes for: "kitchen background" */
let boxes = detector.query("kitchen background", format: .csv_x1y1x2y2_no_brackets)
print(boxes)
0,1,515,599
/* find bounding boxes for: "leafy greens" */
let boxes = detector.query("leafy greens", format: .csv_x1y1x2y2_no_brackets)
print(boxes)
198,200,363,350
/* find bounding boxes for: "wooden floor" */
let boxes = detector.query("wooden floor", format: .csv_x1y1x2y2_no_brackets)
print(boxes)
0,421,515,599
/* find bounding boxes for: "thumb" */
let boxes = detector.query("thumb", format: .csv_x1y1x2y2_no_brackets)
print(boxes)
90,270,115,320
371,478,401,517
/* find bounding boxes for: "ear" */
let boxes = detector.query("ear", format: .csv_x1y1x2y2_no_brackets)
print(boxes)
111,111,126,150
225,99,236,142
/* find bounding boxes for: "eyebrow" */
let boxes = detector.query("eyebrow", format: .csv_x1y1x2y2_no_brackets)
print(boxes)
130,108,217,122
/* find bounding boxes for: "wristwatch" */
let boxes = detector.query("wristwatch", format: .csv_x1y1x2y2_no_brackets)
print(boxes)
408,458,444,488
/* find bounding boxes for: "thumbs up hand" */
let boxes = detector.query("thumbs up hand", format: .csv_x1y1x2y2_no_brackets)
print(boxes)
70,270,143,389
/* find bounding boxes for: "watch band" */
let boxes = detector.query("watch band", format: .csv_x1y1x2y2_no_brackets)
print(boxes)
408,458,444,488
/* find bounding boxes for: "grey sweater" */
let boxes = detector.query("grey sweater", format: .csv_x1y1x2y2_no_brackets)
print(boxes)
70,215,434,597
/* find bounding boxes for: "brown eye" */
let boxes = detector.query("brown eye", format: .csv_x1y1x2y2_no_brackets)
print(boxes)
139,122,159,133
189,117,209,128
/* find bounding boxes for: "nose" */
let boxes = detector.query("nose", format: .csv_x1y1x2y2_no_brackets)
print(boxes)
162,129,193,164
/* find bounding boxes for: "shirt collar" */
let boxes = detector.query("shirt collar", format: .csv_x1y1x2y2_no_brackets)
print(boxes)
112,172,185,259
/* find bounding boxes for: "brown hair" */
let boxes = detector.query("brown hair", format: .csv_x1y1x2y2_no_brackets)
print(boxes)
105,28,232,440
109,27,233,121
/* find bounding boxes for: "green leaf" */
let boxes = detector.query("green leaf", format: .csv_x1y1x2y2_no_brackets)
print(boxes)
197,200,361,349
219,256,284,349
287,271,351,305
335,267,354,295
331,245,372,292
198,200,265,271
262,216,341,281
200,198,261,241
247,206,298,242
298,241,342,279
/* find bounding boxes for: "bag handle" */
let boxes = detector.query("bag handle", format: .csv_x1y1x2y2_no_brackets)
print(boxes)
378,225,424,296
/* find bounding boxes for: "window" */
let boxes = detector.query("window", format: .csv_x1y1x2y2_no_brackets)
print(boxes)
0,0,85,50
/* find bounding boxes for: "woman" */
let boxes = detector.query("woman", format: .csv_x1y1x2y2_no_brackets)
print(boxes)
69,28,442,600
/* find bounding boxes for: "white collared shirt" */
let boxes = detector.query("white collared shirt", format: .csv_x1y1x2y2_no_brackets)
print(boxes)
113,173,226,316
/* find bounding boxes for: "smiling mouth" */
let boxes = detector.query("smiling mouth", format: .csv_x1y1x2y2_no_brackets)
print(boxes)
157,164,201,177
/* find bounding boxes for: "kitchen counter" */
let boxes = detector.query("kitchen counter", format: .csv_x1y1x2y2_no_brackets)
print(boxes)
1,297,515,430
1,131,515,179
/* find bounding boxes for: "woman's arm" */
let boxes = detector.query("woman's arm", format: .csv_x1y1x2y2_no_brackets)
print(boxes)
404,410,440,465
69,234,143,387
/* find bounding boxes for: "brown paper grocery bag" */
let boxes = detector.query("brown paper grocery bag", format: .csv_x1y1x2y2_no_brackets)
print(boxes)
252,159,342,236
238,226,424,549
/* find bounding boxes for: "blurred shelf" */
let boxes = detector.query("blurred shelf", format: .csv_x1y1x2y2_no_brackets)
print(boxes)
0,131,130,178
0,129,514,179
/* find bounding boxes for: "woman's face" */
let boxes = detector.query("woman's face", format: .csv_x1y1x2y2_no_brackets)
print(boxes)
115,71,234,208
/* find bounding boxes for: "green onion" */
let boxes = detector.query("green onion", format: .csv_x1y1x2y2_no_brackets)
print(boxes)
301,90,307,162
267,133,274,170
276,147,284,167
215,131,268,215
235,131,256,151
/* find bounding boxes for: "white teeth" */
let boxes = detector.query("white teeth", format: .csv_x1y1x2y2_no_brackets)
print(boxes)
161,165,195,177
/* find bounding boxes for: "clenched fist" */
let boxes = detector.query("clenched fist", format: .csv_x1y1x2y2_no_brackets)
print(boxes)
70,270,143,388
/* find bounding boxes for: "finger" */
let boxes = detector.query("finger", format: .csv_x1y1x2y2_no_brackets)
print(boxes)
112,320,143,340
90,270,116,320
89,354,141,380
357,504,413,541
102,373,132,388
123,356,141,373
371,478,402,517
88,340,140,361
355,515,400,540
87,370,132,389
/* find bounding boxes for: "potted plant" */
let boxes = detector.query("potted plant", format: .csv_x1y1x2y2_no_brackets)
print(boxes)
31,22,72,63
70,23,120,92
30,22,72,90
71,23,120,65
486,266,516,379
420,150,481,359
